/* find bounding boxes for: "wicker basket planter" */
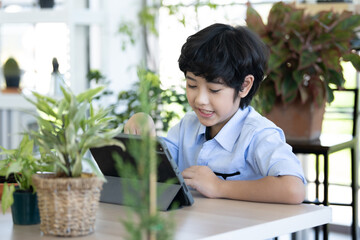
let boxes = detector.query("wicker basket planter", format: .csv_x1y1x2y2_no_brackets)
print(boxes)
32,173,104,237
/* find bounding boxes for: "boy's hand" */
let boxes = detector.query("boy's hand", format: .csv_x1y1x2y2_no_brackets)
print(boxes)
123,112,156,136
182,165,223,198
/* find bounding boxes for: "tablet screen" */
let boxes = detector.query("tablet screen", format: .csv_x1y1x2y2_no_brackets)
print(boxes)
90,134,180,183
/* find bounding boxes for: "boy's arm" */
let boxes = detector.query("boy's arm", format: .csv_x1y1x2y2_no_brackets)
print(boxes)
182,165,305,204
123,112,156,136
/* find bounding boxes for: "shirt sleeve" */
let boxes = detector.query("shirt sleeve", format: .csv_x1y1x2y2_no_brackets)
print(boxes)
251,128,307,184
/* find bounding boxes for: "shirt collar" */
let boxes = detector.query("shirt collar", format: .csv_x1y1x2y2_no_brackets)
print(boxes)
196,124,207,142
214,108,249,152
194,107,250,149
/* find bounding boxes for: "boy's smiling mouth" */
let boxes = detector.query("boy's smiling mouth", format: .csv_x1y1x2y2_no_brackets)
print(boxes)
198,108,214,117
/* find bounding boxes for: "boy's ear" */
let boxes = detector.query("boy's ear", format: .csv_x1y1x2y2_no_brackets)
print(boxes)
238,75,254,98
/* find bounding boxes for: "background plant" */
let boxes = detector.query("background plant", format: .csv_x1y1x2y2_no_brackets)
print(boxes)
246,2,360,113
25,86,124,179
87,69,114,102
3,57,20,77
111,67,190,134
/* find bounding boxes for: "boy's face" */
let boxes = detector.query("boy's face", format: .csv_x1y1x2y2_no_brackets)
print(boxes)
185,72,242,138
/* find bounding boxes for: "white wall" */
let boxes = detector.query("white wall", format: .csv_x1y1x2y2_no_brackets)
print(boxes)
101,0,145,96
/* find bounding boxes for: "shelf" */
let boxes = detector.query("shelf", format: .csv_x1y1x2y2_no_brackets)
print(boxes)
0,2,105,95
0,93,34,110
0,9,105,24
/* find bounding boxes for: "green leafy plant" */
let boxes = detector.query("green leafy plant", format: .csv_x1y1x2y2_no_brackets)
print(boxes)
246,2,360,113
0,134,48,213
87,69,106,85
3,57,20,77
114,70,175,240
25,86,124,179
112,67,190,134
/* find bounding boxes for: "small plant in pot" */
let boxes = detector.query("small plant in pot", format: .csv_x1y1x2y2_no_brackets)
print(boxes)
38,0,54,9
26,86,124,237
246,2,360,140
3,57,21,90
0,134,49,225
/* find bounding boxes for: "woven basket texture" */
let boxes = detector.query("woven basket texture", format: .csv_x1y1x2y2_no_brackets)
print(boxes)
32,173,104,237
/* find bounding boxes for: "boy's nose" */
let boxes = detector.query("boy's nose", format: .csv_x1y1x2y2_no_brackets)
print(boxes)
195,89,209,105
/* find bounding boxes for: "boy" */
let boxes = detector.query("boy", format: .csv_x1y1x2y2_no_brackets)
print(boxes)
124,23,306,204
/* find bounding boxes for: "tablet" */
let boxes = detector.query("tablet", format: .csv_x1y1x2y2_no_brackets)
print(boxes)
90,133,194,211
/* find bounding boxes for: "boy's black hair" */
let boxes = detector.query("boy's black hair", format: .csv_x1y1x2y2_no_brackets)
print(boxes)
178,23,269,109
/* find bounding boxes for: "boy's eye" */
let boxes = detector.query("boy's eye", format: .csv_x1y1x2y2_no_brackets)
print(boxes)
187,83,196,89
210,89,221,93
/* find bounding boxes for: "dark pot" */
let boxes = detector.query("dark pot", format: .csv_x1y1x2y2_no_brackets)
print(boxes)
5,76,20,88
11,190,40,225
39,0,55,8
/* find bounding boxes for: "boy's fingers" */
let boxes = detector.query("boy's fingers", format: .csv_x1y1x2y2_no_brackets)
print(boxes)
182,167,196,179
132,128,138,135
127,128,139,135
123,127,133,134
184,178,194,188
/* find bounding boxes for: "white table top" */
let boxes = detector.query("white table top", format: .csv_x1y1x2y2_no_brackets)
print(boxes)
0,192,331,240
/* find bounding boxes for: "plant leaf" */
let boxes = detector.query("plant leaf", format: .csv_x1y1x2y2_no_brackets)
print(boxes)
299,50,318,70
343,52,360,71
76,86,105,103
18,135,34,156
245,3,266,36
282,74,298,103
6,161,22,178
327,69,345,87
1,183,15,214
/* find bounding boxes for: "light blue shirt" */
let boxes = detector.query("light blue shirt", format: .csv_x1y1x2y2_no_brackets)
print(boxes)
163,106,306,183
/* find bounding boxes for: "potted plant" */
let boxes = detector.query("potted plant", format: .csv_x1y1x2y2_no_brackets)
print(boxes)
3,57,21,90
27,86,124,237
0,134,48,225
246,2,360,140
38,0,54,9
